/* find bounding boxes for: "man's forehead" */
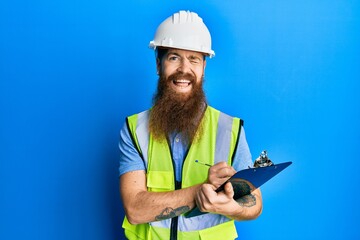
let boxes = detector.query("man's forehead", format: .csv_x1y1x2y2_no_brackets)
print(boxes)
166,48,205,58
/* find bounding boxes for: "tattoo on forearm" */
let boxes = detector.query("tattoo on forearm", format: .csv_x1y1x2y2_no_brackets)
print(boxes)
230,179,256,207
155,206,190,221
236,194,256,207
231,180,251,199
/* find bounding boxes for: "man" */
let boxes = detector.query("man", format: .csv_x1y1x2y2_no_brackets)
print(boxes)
119,10,262,240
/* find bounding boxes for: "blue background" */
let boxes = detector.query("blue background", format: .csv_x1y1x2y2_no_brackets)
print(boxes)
1,0,359,239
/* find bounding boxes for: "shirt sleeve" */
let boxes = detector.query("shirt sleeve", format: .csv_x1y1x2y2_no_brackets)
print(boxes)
118,121,146,177
231,126,253,171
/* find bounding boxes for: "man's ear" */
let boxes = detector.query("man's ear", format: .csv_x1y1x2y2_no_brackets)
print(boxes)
203,59,207,72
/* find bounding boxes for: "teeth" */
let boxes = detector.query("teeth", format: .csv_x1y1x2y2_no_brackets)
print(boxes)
173,79,191,89
175,79,190,83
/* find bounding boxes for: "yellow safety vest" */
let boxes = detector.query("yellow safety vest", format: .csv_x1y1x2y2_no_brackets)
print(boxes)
123,106,242,240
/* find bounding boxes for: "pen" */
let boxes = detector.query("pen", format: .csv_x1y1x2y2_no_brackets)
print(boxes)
195,160,212,167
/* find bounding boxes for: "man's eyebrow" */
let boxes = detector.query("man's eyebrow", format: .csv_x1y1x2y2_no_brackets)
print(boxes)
189,55,201,59
167,51,181,57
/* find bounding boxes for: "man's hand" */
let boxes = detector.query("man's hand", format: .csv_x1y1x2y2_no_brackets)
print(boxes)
207,162,236,188
195,181,238,215
195,162,263,220
195,162,237,214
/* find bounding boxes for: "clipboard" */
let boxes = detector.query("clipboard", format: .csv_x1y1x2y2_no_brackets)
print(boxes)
184,161,292,218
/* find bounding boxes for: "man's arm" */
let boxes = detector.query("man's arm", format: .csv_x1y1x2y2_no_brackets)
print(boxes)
120,170,201,225
195,162,263,221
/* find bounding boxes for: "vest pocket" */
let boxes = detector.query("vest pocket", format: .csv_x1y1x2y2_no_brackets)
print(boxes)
122,217,150,240
147,170,174,192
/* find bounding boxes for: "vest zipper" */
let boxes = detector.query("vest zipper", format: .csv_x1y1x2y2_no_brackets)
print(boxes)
170,216,179,240
170,181,181,240
168,136,181,240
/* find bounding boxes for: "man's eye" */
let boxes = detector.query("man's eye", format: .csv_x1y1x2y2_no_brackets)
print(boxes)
190,59,200,64
168,56,179,61
189,56,201,64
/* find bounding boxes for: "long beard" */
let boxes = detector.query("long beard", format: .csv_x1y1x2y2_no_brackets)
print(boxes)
149,72,207,144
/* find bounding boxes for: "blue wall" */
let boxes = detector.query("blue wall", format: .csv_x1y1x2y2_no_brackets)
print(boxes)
1,0,359,239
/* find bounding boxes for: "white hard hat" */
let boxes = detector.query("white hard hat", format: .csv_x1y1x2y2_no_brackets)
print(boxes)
149,10,215,58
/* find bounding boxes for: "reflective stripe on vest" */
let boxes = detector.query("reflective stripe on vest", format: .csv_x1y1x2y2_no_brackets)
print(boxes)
124,106,242,239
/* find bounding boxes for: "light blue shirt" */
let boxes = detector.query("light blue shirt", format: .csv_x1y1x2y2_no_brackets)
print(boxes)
118,122,253,181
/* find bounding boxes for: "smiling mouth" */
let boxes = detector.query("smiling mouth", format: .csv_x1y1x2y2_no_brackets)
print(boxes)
173,79,191,88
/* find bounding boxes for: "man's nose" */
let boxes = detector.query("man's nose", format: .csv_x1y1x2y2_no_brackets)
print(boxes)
177,59,192,73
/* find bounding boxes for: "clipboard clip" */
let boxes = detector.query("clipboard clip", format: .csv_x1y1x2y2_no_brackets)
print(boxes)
218,150,274,192
253,150,274,168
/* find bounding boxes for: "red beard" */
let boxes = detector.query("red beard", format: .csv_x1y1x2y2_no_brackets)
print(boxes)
149,71,207,144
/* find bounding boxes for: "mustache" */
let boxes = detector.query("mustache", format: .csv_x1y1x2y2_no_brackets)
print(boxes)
167,72,196,84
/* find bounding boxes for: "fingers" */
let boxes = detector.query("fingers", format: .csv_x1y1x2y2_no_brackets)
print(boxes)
208,162,236,188
197,162,237,213
196,182,235,213
196,183,216,212
209,162,236,178
224,181,234,199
